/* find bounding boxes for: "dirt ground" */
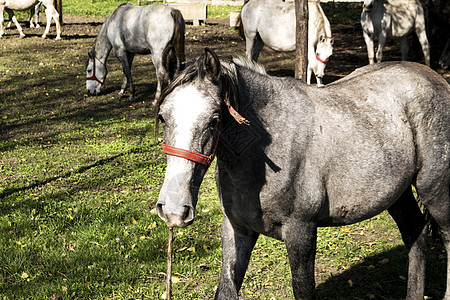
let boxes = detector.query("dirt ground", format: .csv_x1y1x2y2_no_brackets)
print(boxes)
42,13,450,85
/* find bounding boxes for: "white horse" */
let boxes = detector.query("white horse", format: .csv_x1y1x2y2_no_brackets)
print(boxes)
361,0,430,66
239,0,333,86
0,0,61,40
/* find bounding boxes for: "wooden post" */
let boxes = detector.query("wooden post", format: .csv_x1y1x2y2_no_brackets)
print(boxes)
55,0,63,25
294,0,308,81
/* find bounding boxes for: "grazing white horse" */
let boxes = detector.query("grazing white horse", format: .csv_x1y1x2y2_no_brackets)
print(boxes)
0,0,61,40
240,0,333,86
361,0,430,66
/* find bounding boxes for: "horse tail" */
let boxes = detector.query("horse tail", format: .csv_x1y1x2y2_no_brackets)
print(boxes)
238,1,251,40
171,9,186,62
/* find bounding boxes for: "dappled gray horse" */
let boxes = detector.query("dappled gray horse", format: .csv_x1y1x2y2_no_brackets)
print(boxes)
156,47,450,299
361,0,430,65
85,3,185,102
0,0,60,40
239,0,333,86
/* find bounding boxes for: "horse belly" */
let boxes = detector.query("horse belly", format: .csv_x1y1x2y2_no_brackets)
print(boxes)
315,104,417,226
4,0,37,10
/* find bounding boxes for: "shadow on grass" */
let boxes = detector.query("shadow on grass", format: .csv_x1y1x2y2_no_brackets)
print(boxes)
0,153,124,201
315,244,446,299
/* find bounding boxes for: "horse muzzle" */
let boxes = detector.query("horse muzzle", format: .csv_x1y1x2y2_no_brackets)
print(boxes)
156,201,195,228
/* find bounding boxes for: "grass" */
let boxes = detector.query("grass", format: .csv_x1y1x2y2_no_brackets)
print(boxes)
0,1,447,299
4,1,241,20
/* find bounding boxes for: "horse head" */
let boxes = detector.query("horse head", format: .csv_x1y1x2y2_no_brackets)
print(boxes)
363,0,375,12
314,34,333,85
86,50,107,96
156,47,223,228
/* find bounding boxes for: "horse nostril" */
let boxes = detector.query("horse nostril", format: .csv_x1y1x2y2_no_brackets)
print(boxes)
156,203,166,221
182,206,194,224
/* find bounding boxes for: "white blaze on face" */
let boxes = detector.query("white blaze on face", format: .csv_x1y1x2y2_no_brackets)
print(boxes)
161,83,211,195
169,84,210,150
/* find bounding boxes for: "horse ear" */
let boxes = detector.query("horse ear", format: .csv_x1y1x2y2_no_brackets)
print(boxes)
162,45,181,82
203,48,221,82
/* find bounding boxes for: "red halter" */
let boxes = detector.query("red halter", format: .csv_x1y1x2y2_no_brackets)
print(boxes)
315,36,332,64
86,56,106,87
161,81,249,166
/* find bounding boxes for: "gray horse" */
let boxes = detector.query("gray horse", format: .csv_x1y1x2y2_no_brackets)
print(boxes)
239,0,333,86
86,3,185,102
156,47,450,299
361,0,430,66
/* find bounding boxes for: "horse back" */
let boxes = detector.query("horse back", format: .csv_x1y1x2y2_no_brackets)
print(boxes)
106,3,177,55
2,0,39,10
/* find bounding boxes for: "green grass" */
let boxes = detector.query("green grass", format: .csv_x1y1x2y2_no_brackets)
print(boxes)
0,2,446,299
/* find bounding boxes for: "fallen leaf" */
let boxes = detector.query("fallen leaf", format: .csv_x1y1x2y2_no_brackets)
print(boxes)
131,217,137,224
20,272,29,279
61,286,67,293
348,279,353,287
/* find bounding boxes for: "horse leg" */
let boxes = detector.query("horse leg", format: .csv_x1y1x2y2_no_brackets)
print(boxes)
215,214,259,300
151,50,164,105
284,221,317,300
376,33,386,63
116,51,134,101
414,27,430,66
362,31,375,64
0,6,5,37
399,36,410,62
42,4,60,40
119,52,135,99
387,187,427,299
30,4,40,28
417,180,450,299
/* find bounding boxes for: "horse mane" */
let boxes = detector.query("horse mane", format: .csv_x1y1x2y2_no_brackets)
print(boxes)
155,53,266,135
157,54,265,110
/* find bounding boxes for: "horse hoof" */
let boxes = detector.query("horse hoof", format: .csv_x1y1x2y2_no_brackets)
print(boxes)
20,34,26,39
55,36,61,41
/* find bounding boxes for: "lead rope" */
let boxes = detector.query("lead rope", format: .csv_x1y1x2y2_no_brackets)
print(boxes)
166,227,173,300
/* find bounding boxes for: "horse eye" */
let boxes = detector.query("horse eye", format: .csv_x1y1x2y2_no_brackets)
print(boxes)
209,117,219,129
158,114,165,124
87,68,92,73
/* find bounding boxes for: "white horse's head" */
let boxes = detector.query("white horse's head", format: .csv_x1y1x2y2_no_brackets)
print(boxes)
313,35,333,85
363,0,375,12
86,51,107,96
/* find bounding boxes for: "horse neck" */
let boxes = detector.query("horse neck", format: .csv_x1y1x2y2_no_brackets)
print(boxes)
312,3,332,38
92,22,112,64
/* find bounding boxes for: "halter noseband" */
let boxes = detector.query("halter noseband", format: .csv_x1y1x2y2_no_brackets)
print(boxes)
161,79,249,166
86,56,106,87
315,36,332,64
